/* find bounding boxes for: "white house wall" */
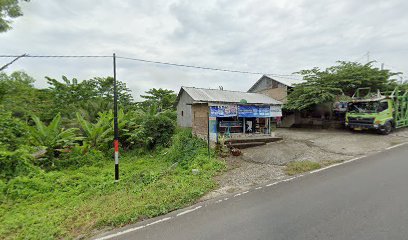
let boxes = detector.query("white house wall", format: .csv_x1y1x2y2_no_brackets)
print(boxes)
176,91,194,127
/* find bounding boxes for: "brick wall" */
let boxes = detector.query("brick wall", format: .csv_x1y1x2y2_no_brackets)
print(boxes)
192,103,209,140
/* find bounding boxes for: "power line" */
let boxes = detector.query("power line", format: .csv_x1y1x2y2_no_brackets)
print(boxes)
0,54,27,71
116,55,301,79
0,54,302,80
0,54,111,58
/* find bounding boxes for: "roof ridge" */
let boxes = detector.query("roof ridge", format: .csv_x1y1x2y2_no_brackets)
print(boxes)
182,86,266,95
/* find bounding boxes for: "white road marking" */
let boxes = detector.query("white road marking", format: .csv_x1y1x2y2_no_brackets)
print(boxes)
266,182,278,187
146,217,172,226
309,156,367,174
94,225,146,240
234,193,241,197
241,191,249,195
176,206,202,217
224,198,229,200
282,177,296,182
94,217,172,240
255,187,262,190
386,142,408,150
343,156,365,163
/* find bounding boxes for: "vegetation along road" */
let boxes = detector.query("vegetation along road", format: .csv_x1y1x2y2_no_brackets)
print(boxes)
95,144,408,240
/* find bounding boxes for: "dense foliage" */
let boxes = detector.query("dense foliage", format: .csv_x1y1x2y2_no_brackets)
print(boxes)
0,71,179,174
139,88,177,113
0,0,29,32
0,130,224,239
0,71,225,239
286,61,401,111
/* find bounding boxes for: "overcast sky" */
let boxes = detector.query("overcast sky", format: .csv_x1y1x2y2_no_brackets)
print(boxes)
1,0,407,100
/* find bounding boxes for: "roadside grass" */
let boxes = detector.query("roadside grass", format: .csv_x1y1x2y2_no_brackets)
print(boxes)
320,160,343,167
0,131,225,239
284,160,344,176
284,161,321,176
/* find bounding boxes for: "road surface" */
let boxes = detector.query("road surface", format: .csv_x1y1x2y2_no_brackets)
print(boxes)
95,144,408,240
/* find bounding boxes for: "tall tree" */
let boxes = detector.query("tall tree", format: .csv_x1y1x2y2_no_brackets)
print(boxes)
140,88,176,112
46,76,134,118
286,61,400,111
0,71,54,121
88,77,134,107
0,0,29,32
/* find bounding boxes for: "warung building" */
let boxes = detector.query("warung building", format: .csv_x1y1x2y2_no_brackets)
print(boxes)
176,87,283,143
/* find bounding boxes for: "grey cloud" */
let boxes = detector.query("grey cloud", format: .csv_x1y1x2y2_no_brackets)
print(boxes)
1,0,407,100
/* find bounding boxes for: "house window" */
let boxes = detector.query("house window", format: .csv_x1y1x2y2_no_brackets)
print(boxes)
181,110,184,117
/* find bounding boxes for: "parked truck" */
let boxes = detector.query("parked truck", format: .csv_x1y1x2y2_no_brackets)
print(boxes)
345,87,408,134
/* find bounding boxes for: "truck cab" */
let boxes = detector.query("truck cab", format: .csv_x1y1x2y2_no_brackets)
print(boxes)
346,96,394,134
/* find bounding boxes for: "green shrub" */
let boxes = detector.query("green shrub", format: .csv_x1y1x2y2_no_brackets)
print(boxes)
167,129,209,168
0,107,28,150
56,147,106,170
120,110,144,150
160,110,177,121
5,174,54,200
0,148,39,181
0,179,6,202
131,114,175,150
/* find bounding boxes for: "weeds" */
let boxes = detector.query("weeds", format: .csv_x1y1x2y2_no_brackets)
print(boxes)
284,161,321,176
0,130,225,240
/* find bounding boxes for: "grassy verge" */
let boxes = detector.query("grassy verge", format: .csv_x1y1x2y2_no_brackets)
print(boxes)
0,131,225,239
284,160,343,176
284,161,321,176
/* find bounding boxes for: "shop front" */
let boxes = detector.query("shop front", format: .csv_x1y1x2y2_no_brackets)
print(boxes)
208,103,282,142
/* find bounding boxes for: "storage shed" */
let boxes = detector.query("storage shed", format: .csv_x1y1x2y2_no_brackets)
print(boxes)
176,86,283,142
248,75,305,103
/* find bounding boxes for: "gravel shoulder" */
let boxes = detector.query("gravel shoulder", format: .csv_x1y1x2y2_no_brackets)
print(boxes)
201,128,408,200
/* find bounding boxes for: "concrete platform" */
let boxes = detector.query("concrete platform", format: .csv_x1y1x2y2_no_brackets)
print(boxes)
225,136,283,149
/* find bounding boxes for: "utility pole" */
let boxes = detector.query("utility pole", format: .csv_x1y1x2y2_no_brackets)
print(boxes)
113,53,119,182
207,110,211,161
381,63,384,70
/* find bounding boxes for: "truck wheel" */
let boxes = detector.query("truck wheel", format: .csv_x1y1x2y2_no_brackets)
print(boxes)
379,122,392,135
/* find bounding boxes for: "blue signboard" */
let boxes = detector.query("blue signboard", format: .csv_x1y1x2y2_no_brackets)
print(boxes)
209,104,237,117
238,105,271,118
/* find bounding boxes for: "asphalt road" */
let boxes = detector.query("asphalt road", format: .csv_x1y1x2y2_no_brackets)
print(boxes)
96,144,408,240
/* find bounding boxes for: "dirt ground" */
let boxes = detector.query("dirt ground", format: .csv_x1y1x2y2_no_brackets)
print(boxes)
201,128,408,200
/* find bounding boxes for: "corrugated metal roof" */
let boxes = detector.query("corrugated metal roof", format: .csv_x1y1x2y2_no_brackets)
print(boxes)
180,86,282,105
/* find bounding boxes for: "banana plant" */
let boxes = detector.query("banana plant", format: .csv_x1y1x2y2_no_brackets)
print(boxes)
27,113,80,167
76,112,113,151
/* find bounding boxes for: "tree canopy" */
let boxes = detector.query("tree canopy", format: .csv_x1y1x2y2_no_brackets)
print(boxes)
286,61,401,111
0,72,138,121
0,0,29,32
139,88,177,113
